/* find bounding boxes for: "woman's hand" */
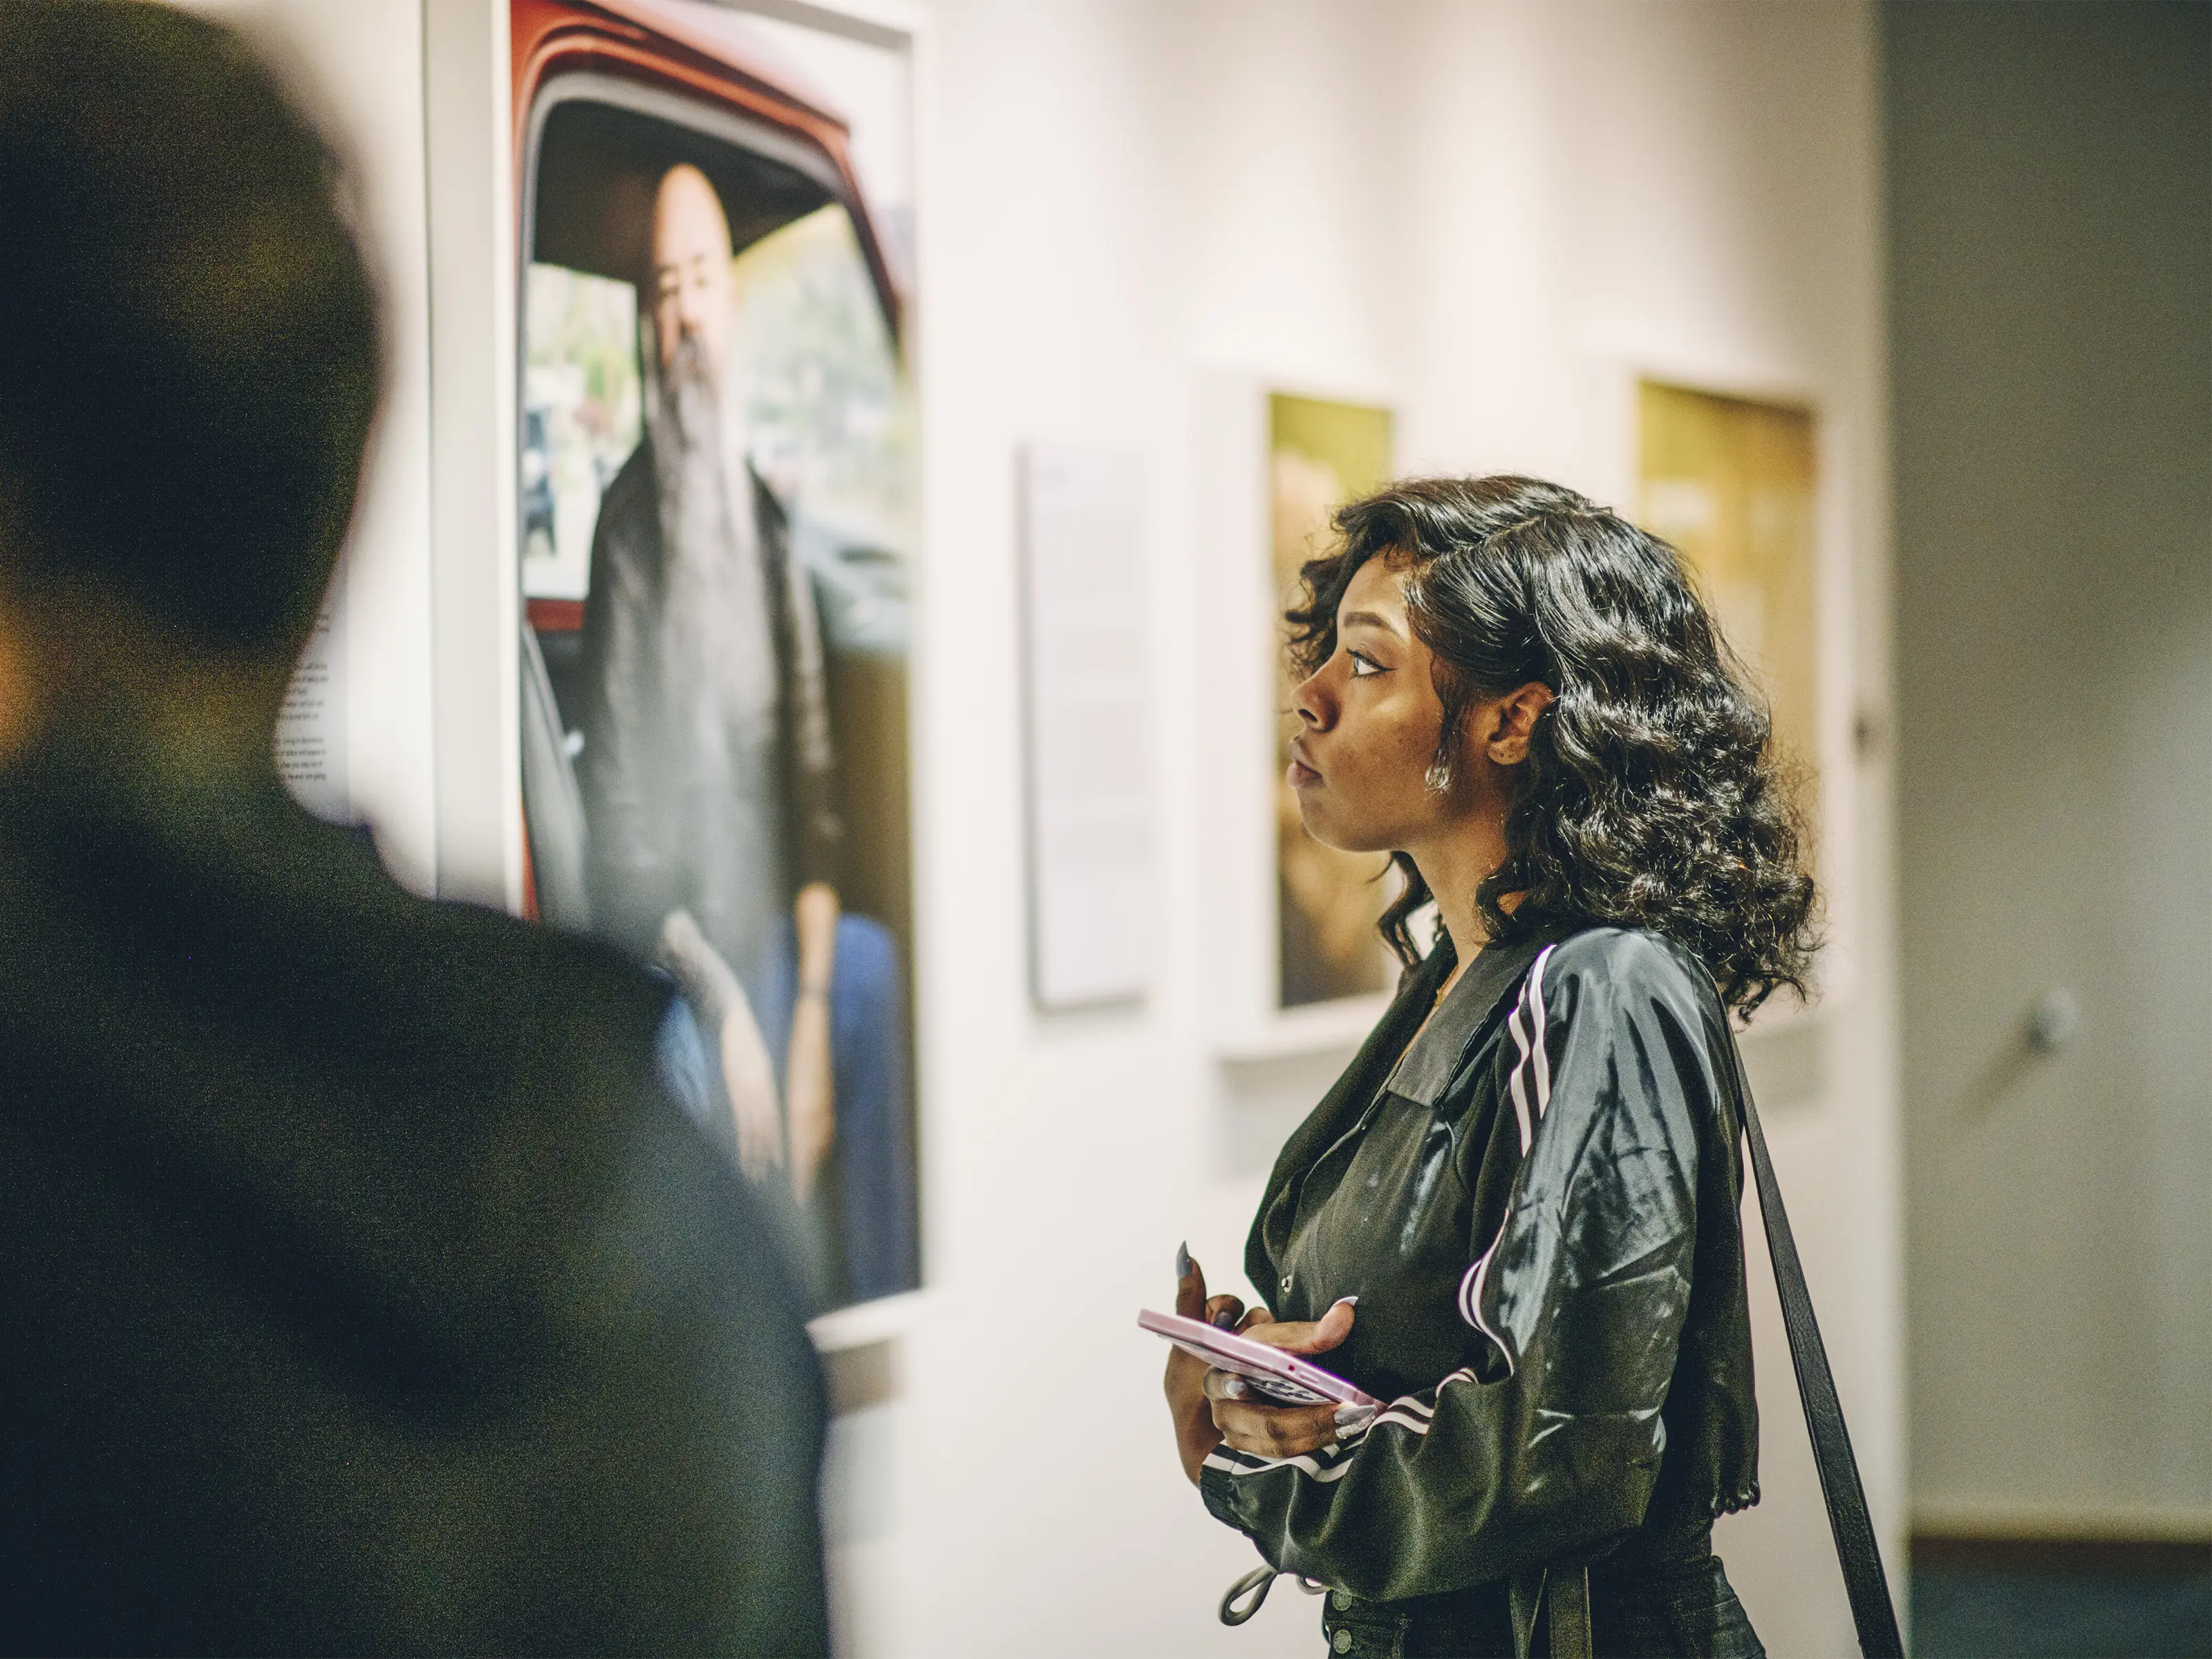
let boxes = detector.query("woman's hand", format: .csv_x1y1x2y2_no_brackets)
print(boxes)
1164,1246,1244,1485
1203,1300,1368,1460
1164,1253,1372,1479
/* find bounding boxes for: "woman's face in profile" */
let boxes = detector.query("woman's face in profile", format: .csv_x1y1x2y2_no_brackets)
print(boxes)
1287,554,1468,856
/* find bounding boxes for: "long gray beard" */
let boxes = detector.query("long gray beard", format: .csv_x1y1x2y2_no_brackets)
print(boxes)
636,327,789,987
641,332,778,731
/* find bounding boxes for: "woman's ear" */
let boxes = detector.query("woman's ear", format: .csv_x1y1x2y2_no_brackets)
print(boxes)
1483,681,1556,765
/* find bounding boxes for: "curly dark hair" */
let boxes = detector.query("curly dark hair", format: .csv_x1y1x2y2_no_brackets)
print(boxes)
1286,474,1818,1015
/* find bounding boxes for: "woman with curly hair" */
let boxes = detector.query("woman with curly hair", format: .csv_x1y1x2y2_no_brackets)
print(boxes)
1165,476,1815,1658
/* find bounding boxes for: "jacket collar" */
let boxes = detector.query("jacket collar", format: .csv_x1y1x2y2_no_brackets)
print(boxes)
1244,942,1452,1298
1383,932,1550,1106
1244,920,1577,1296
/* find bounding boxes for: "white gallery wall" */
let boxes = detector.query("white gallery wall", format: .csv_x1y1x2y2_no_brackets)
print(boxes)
882,3,1899,1656
176,2,1900,1655
1890,1,2212,1544
180,0,441,894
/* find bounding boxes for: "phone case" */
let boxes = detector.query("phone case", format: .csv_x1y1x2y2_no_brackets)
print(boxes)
1138,1309,1380,1407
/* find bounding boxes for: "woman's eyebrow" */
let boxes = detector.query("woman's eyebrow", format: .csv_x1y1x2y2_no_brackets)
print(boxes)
1340,608,1403,637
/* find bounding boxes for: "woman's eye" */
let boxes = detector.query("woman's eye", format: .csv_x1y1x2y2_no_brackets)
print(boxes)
1349,652,1385,678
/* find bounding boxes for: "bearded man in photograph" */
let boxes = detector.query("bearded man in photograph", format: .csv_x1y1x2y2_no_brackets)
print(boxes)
578,164,845,1194
576,162,921,1309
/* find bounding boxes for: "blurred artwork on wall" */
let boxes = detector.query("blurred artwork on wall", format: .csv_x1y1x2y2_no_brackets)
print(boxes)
1636,382,1821,832
513,0,918,1314
1269,392,1398,1010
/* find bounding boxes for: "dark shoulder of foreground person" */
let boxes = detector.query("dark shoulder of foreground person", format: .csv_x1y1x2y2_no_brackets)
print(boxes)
0,774,829,1657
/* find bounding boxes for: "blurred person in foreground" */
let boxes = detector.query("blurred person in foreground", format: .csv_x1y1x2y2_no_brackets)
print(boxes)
0,6,828,1653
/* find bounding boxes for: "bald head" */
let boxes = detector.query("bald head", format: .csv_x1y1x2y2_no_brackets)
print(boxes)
648,164,735,379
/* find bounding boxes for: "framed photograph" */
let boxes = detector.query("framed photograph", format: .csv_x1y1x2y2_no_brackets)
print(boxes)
510,0,919,1315
1267,393,1399,1011
1635,381,1821,825
1199,373,1403,1060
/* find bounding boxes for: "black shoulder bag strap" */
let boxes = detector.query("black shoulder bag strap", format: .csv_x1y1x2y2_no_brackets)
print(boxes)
1725,1029,1906,1659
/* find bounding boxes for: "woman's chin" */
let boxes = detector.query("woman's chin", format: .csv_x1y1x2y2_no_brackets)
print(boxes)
1295,805,1387,857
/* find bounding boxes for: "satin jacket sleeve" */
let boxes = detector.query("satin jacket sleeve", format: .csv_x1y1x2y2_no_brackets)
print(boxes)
1199,930,1735,1601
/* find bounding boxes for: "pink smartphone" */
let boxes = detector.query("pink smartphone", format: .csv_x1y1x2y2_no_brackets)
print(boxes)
1138,1309,1380,1408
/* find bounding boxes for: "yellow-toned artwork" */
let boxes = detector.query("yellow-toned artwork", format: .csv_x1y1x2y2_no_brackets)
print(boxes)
1271,393,1396,1009
1637,382,1821,829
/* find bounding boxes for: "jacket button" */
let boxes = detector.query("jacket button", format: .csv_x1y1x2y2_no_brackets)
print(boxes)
1332,1629,1355,1654
1281,1274,1294,1294
1331,1590,1352,1611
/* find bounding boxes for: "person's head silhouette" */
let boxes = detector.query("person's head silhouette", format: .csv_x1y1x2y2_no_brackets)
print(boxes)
0,0,380,774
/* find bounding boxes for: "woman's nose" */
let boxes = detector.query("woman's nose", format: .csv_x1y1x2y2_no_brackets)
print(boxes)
1292,667,1331,730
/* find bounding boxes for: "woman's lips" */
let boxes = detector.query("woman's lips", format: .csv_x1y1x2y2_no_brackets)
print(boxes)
1287,742,1322,789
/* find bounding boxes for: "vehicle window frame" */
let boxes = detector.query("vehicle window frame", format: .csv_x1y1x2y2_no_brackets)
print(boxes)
516,69,896,574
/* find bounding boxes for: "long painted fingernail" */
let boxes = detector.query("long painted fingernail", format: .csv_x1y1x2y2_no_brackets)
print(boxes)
1332,1296,1359,1309
1176,1241,1193,1281
1333,1403,1376,1437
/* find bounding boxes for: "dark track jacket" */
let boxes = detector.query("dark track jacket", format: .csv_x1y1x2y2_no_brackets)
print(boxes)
1200,925,1761,1604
